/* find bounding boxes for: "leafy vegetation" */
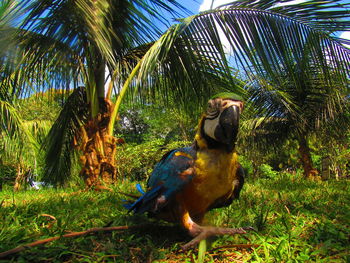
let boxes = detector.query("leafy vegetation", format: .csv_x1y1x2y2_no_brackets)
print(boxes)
0,0,349,261
1,175,349,262
1,0,348,186
116,101,197,144
0,90,63,190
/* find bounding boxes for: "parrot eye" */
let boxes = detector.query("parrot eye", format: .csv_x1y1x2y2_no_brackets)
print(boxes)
206,100,220,118
207,101,215,111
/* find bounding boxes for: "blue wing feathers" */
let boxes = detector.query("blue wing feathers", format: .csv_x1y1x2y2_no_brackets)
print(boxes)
124,147,196,214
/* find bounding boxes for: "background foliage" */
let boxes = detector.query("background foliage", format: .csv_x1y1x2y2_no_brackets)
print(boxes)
0,0,349,261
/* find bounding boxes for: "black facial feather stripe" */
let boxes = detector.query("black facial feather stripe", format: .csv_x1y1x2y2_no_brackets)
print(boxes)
205,113,219,120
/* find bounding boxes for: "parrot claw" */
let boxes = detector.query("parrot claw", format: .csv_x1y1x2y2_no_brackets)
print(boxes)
181,225,254,251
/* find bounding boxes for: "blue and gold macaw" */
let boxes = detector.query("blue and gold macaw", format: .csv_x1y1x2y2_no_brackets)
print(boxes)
124,93,250,249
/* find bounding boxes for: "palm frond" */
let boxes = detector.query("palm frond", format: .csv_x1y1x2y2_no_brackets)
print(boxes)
240,115,291,152
0,0,21,51
0,99,39,166
119,19,245,116
0,119,49,169
0,100,24,138
111,3,349,123
108,42,154,100
16,0,190,87
192,6,348,135
219,0,350,36
42,87,89,186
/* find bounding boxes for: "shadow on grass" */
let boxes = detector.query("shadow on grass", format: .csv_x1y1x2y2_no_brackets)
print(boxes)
0,189,196,262
3,221,192,262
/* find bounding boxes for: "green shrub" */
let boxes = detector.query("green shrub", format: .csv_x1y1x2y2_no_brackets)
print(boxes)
258,163,279,179
116,139,191,181
238,155,254,177
0,163,17,190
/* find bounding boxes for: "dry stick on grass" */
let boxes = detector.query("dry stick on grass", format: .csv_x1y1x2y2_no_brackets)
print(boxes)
0,224,148,258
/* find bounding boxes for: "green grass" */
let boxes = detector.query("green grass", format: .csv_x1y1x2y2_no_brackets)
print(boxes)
1,175,350,262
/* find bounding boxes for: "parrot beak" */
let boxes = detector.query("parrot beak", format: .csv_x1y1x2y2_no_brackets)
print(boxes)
202,99,243,151
215,104,241,151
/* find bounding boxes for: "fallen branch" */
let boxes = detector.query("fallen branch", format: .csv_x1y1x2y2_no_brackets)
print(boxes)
0,224,147,258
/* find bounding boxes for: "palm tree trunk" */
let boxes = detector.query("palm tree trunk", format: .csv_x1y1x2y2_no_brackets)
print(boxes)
79,98,119,188
79,52,141,188
297,136,318,178
77,61,140,188
78,48,122,189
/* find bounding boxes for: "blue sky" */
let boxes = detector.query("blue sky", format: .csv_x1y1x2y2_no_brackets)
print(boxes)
155,0,200,31
178,0,201,14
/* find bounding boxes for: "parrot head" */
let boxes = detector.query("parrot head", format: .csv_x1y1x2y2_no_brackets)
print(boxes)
198,92,244,152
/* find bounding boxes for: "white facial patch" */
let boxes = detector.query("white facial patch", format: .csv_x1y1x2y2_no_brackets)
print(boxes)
203,98,243,141
203,113,220,140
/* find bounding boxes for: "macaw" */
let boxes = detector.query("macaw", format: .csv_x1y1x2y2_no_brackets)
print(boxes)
124,93,251,249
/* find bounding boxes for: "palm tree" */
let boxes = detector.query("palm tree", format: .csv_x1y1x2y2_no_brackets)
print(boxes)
126,0,349,178
246,69,349,177
6,0,239,187
3,0,349,186
212,0,350,178
0,0,39,190
124,0,350,178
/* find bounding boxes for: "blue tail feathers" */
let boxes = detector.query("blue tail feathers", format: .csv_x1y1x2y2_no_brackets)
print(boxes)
136,183,145,194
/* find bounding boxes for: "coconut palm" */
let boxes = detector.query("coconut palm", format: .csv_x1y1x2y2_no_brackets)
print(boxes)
211,0,350,177
6,0,239,187
114,0,350,178
0,0,51,189
3,0,349,186
124,0,350,178
241,73,350,178
11,0,189,187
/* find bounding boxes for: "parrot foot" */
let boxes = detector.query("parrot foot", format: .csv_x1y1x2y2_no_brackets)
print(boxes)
181,224,254,250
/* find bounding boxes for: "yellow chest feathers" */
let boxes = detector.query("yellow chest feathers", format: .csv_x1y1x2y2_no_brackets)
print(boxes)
191,149,239,203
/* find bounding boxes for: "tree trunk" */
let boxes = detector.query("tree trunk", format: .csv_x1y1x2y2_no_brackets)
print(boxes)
298,136,319,179
14,164,24,191
321,156,330,180
14,163,32,191
78,99,119,189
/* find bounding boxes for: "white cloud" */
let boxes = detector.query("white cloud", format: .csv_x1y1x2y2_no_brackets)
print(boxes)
199,0,306,12
199,0,237,54
275,0,306,7
340,31,350,49
199,0,234,12
340,32,350,39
